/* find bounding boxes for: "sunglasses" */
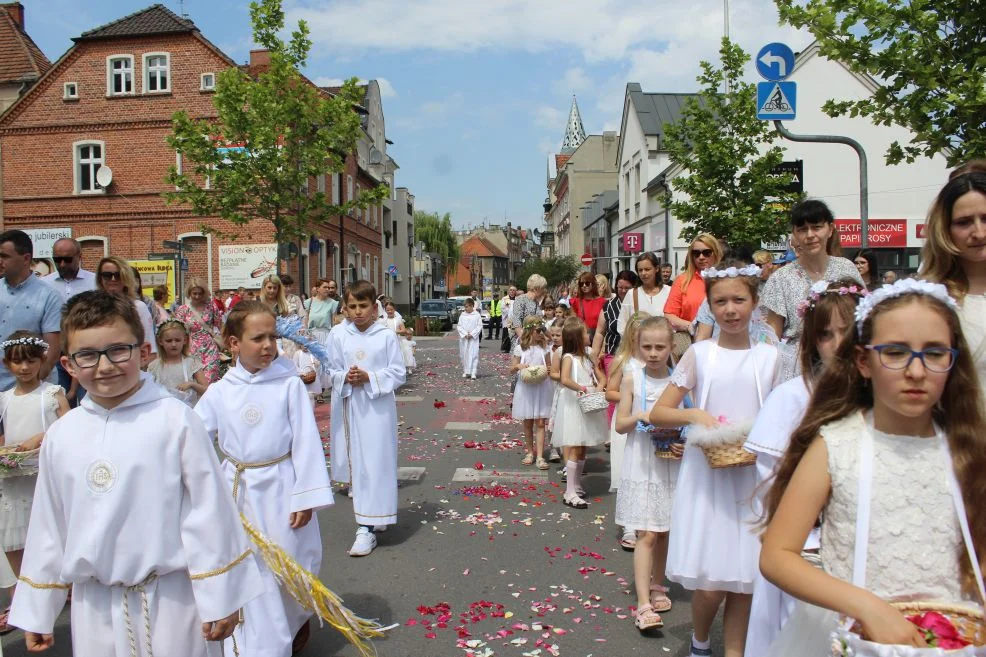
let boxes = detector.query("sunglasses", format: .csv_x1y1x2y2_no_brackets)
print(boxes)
692,249,714,259
579,281,592,287
52,256,76,264
99,271,122,281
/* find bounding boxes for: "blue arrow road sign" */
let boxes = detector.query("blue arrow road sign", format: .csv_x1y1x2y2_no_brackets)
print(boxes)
757,81,797,121
756,43,796,81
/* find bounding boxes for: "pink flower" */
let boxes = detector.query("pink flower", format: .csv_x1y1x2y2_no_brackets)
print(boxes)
907,611,971,649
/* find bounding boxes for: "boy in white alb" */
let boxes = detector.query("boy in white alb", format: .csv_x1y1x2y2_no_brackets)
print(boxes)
196,301,334,656
457,297,482,379
10,291,263,656
328,281,406,557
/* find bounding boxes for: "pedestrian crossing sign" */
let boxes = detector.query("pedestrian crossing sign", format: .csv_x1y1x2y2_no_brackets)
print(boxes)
757,81,797,121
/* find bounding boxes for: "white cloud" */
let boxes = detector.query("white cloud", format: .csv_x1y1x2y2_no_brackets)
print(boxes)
552,67,591,96
376,78,398,98
419,92,464,115
534,105,564,130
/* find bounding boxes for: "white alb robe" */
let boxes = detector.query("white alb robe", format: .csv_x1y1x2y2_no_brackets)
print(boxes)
10,375,264,657
196,357,333,657
328,320,406,526
457,311,482,376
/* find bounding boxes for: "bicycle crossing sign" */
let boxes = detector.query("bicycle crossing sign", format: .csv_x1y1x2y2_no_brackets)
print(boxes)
757,81,797,120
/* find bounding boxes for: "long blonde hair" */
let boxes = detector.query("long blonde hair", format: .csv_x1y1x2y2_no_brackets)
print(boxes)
920,172,986,300
97,256,139,300
681,233,722,293
610,311,649,374
260,274,290,315
763,292,986,595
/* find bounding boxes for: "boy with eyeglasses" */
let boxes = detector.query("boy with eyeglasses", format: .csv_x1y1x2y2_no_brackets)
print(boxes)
9,290,263,655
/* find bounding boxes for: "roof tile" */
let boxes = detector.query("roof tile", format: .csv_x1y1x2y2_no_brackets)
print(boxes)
0,5,50,84
75,4,195,41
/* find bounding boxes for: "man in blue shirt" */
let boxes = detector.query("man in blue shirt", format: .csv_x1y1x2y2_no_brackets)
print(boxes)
0,230,64,391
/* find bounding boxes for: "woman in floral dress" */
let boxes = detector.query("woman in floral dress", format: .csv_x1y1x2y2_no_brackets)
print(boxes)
172,277,223,382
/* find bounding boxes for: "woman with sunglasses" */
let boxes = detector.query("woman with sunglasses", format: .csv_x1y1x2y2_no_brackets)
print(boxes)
761,199,863,381
96,256,157,361
663,234,722,333
570,272,606,344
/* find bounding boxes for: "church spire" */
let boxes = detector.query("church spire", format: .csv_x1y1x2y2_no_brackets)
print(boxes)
561,95,586,153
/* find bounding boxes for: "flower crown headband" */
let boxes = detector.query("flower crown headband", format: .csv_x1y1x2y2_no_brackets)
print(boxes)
796,280,869,318
0,336,48,351
700,264,761,279
155,319,189,335
854,278,958,336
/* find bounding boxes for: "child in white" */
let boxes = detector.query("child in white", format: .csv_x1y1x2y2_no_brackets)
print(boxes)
147,319,209,407
196,301,333,657
650,264,780,657
742,279,863,657
11,292,262,656
327,282,406,557
383,301,415,374
0,333,69,582
510,316,554,468
457,298,482,378
293,345,322,407
554,317,608,509
760,280,986,655
615,317,681,631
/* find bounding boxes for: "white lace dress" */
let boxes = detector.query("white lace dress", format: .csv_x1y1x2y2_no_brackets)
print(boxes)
551,354,607,447
959,294,986,402
147,356,203,407
665,339,780,594
512,345,554,420
0,382,61,551
615,368,680,532
819,412,967,603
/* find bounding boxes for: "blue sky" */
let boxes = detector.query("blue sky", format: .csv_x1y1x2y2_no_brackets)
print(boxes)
26,0,806,232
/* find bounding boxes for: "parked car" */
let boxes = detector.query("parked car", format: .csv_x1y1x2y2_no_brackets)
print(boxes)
418,299,454,330
479,300,491,328
449,295,487,325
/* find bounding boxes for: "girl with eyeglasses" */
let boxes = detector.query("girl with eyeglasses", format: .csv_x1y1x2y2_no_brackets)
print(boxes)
96,256,157,361
759,280,986,654
761,200,863,381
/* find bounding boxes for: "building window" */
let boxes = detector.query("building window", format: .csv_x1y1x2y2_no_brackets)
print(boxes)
200,73,215,91
63,82,78,100
317,174,326,194
143,53,170,93
74,141,105,194
175,151,182,190
332,173,341,205
107,55,134,96
373,256,379,285
347,175,354,201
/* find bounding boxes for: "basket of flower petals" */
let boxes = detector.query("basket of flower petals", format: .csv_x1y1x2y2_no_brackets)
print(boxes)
686,417,755,469
519,365,548,385
838,603,985,655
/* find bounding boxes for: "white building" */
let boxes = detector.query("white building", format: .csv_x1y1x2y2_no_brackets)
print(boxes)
646,42,950,276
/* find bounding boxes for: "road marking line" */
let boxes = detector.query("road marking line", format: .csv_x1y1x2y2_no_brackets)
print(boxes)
459,396,495,402
445,422,491,431
452,468,550,482
397,396,424,402
397,467,426,481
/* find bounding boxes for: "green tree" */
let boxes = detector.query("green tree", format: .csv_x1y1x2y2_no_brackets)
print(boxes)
775,0,986,166
413,210,461,273
513,255,581,290
164,0,387,249
664,38,800,250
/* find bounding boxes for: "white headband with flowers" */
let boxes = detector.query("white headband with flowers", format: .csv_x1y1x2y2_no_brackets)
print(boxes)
796,280,868,318
700,264,762,279
854,278,958,335
0,336,48,351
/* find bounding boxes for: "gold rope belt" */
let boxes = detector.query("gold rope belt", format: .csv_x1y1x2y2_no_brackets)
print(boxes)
217,447,292,501
120,573,157,657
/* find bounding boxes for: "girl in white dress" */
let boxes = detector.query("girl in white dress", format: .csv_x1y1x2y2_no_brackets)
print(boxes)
650,264,781,657
545,323,564,461
0,332,69,580
760,279,986,655
554,317,608,509
511,316,554,468
743,279,865,657
616,316,682,631
605,312,646,550
384,301,415,373
147,319,209,407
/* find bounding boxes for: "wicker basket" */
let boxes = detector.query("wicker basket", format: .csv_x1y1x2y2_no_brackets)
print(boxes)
577,390,608,414
649,427,684,460
700,443,756,469
850,602,986,648
519,366,548,384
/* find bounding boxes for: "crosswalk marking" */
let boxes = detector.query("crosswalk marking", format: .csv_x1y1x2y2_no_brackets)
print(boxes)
397,466,426,481
445,422,491,431
452,468,550,482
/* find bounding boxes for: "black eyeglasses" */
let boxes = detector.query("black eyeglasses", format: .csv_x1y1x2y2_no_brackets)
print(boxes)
692,249,714,258
69,343,139,369
864,344,958,373
99,271,122,281
52,256,76,264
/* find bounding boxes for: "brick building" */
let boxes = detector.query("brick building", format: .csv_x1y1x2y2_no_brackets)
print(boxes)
451,235,509,297
0,4,384,299
0,2,49,112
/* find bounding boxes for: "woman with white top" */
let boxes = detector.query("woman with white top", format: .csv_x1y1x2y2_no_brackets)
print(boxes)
617,253,671,336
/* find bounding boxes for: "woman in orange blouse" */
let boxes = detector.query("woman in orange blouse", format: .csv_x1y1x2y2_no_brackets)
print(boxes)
663,233,722,332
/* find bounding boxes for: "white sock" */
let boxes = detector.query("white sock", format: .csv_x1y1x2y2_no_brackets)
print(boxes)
577,459,586,479
565,460,579,498
692,634,711,650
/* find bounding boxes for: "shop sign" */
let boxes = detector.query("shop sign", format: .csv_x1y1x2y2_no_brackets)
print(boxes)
834,219,906,248
621,232,644,253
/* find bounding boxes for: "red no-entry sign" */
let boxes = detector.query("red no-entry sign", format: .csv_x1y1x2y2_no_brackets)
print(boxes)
580,253,593,266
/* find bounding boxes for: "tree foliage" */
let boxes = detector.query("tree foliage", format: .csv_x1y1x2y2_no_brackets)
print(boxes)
513,256,581,291
775,0,986,167
413,210,460,273
164,0,387,245
664,38,800,249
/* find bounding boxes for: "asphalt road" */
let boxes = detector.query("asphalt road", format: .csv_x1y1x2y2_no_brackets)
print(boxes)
2,331,727,657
